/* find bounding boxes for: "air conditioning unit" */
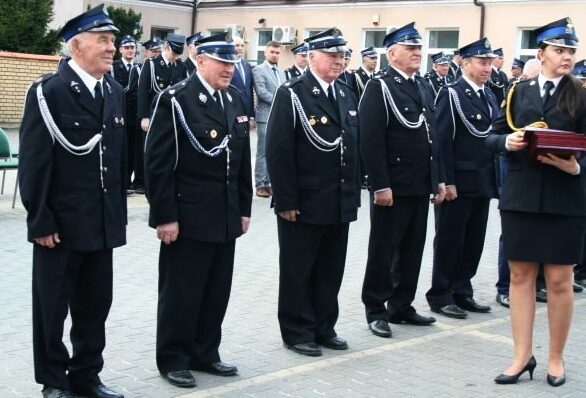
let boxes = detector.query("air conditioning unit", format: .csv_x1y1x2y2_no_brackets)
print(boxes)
272,26,296,44
226,24,245,39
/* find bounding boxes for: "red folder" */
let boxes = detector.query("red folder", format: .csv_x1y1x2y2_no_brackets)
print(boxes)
523,127,586,159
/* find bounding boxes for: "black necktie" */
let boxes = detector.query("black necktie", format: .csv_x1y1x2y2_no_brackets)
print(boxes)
94,81,104,117
327,85,337,109
542,80,554,105
478,88,490,114
272,66,280,84
213,91,223,109
126,63,131,72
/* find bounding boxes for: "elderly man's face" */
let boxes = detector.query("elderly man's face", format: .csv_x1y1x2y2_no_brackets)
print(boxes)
197,55,235,90
433,62,449,77
463,57,494,85
309,50,344,83
71,32,116,78
388,44,422,75
363,56,378,72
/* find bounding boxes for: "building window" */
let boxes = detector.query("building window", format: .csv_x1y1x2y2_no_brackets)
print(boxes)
151,27,175,41
305,29,327,39
208,29,225,36
254,29,273,65
363,29,387,71
518,28,538,62
425,29,459,72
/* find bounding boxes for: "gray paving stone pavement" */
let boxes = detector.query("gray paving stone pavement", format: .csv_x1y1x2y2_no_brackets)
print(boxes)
1,131,585,397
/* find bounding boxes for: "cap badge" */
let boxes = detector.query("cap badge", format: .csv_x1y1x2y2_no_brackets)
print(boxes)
484,39,491,48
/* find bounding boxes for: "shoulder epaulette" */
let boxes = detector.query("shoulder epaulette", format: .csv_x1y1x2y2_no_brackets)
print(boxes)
283,77,303,88
34,71,57,85
165,79,189,96
374,70,386,79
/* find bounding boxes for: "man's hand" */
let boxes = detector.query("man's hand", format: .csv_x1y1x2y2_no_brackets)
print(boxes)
537,153,580,174
34,233,60,248
141,118,150,132
278,210,300,222
157,222,179,245
241,217,251,234
249,119,256,129
432,183,446,204
505,131,528,151
445,185,458,201
374,189,393,206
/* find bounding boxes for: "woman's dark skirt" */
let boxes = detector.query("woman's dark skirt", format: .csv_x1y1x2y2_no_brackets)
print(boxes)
501,210,586,264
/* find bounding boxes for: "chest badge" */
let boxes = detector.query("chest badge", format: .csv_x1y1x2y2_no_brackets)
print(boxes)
309,116,317,126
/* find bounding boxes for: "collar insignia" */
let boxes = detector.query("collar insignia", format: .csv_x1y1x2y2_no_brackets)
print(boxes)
339,89,345,98
312,86,321,96
394,76,402,83
226,92,232,103
199,93,207,104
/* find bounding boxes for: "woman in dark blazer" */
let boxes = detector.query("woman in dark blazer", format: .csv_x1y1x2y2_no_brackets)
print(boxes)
487,18,586,387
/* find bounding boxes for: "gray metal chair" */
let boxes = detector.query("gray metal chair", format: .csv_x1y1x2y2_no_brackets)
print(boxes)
0,127,19,208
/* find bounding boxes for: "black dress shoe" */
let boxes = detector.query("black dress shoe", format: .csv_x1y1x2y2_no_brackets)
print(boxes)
455,297,491,313
42,387,75,398
284,342,322,356
390,311,436,326
573,282,584,293
71,383,124,398
196,361,238,376
368,320,392,337
317,336,348,350
494,356,536,384
536,288,548,303
431,304,468,319
496,293,510,308
162,370,196,388
547,372,566,387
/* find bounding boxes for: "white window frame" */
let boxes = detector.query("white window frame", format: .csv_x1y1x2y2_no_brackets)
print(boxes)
363,28,387,72
253,28,273,66
424,28,459,73
517,27,539,62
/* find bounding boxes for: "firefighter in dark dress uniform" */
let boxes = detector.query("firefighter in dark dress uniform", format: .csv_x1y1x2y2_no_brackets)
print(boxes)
423,51,453,99
19,5,126,398
284,43,309,80
488,48,509,105
354,47,378,98
185,32,205,76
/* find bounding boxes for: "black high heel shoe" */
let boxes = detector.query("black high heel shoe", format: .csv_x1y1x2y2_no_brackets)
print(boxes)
494,356,537,384
546,362,566,387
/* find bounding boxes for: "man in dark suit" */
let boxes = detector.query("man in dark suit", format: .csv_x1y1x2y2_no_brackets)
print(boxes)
360,22,446,338
448,50,462,81
266,28,360,357
424,51,453,98
111,35,137,89
19,5,126,398
137,33,187,135
355,47,378,98
284,42,308,80
185,32,204,76
144,32,252,389
488,48,509,105
426,38,500,319
230,35,255,123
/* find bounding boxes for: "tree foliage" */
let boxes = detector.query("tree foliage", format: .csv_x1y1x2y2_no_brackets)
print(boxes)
107,6,143,44
0,0,62,55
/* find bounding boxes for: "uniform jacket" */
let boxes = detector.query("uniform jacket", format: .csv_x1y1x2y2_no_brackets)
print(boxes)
110,58,135,89
252,62,286,123
137,54,188,120
486,76,586,215
436,78,499,198
337,70,359,99
185,57,197,76
488,68,509,105
19,61,127,251
359,66,444,196
125,64,140,124
144,74,253,243
230,59,255,119
266,71,360,225
448,62,462,81
424,69,453,99
284,64,303,81
355,67,372,98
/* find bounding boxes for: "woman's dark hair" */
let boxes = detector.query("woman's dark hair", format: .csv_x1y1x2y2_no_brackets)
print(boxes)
538,42,584,117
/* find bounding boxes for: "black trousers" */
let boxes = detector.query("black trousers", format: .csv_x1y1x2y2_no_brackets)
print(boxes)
426,197,490,307
133,127,145,189
277,218,349,345
32,245,113,390
126,122,137,187
156,236,235,373
362,195,429,323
